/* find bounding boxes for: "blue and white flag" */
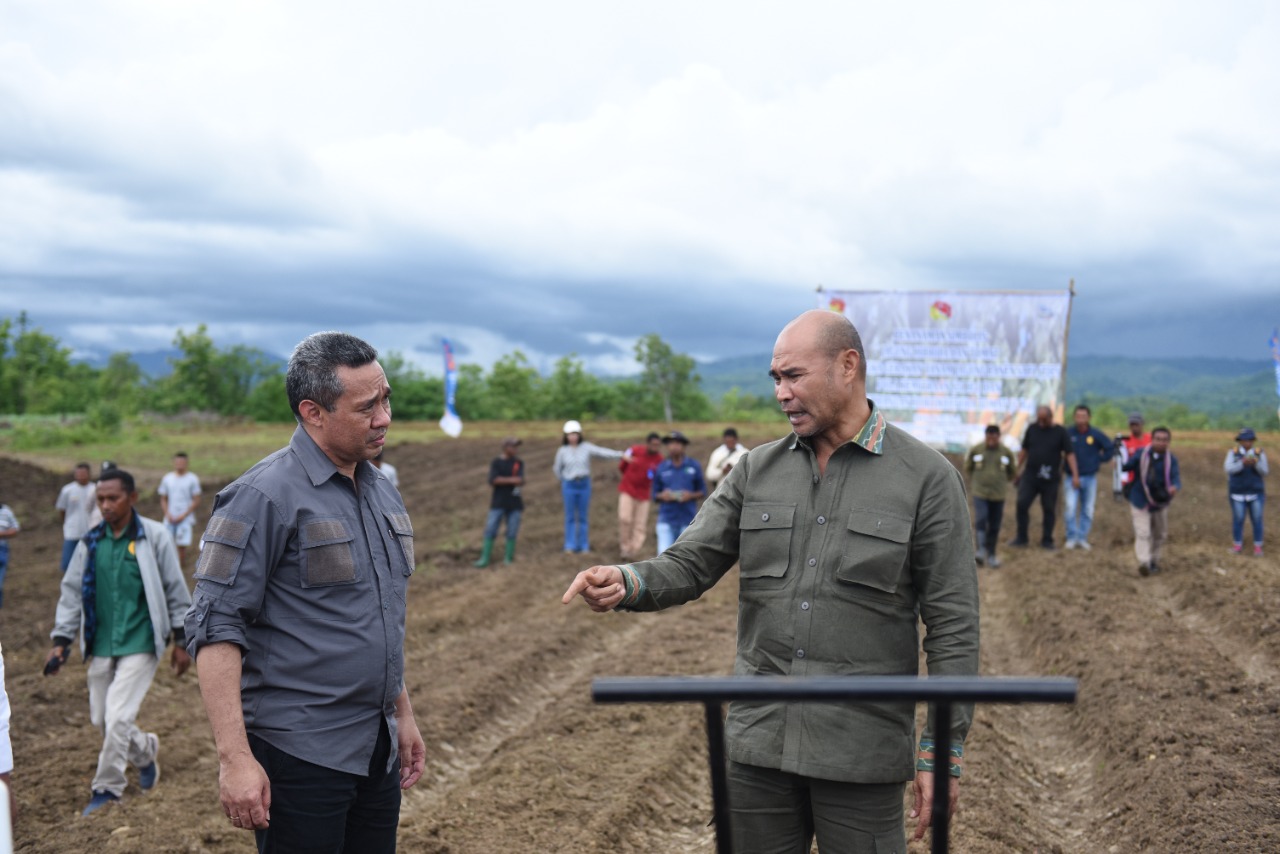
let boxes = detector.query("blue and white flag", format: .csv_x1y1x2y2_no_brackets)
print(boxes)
439,338,463,438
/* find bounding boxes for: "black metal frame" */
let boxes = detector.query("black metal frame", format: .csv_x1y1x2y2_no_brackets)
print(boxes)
593,675,1077,854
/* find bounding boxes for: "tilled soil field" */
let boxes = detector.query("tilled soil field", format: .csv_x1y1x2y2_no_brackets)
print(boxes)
0,431,1277,852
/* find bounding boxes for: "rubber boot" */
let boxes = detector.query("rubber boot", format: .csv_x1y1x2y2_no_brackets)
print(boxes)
474,538,494,568
504,539,517,565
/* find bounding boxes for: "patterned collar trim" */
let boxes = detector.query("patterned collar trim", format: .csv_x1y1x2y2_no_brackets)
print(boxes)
789,400,887,456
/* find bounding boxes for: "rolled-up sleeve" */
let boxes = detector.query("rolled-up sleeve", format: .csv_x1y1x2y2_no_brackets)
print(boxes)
185,484,284,657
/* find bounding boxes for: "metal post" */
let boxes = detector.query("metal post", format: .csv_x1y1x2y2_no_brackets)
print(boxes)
591,676,1077,853
704,703,734,854
931,701,951,854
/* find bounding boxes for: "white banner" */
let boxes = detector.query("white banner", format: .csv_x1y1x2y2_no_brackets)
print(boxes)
819,289,1072,451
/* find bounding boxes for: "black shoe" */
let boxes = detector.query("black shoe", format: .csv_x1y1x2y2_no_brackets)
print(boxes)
1040,541,1055,551
1148,560,1161,575
1138,562,1151,577
1008,539,1029,548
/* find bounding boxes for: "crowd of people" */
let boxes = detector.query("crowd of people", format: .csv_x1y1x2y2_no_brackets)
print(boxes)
962,407,1265,577
0,314,1268,853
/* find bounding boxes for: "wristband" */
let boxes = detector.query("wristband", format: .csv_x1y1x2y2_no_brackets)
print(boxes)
918,738,963,777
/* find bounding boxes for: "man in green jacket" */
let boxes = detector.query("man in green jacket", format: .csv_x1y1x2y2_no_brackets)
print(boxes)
47,469,192,816
965,424,1018,568
564,310,979,851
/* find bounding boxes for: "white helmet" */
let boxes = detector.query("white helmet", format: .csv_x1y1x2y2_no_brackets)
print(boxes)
562,419,583,435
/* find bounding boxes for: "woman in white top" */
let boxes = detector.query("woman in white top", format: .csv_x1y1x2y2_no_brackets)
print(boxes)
552,420,623,553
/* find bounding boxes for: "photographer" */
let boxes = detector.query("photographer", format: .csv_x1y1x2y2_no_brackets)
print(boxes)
1225,427,1268,556
1122,426,1181,577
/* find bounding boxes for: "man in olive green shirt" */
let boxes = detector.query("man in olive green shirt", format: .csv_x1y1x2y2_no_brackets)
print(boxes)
964,424,1017,568
565,310,980,851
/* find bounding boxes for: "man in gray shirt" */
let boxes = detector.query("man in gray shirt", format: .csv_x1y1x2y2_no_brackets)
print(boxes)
186,332,425,852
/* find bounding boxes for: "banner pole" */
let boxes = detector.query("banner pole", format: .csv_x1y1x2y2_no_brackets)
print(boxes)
1057,279,1076,420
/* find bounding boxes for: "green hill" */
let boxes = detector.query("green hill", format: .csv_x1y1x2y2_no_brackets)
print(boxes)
695,353,1280,429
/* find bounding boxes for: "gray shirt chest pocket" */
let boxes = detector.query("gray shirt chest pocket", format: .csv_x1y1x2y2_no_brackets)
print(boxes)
383,510,415,576
300,518,358,587
738,503,796,579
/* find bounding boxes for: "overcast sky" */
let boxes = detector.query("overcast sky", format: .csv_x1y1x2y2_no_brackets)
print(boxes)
2,1,1278,376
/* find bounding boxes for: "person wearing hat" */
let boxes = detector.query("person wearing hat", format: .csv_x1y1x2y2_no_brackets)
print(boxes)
651,431,707,554
964,424,1016,568
552,420,624,553
1116,413,1152,501
475,438,525,568
1225,428,1268,556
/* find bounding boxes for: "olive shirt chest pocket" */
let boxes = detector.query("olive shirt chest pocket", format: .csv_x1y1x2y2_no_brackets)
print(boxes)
738,503,796,578
836,508,913,595
299,518,358,587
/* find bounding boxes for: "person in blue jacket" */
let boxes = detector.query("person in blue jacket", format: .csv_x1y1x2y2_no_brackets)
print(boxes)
1122,426,1180,577
1063,405,1115,551
651,431,706,554
1225,427,1268,556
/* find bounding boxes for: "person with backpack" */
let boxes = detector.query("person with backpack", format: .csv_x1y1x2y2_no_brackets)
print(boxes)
1123,426,1181,577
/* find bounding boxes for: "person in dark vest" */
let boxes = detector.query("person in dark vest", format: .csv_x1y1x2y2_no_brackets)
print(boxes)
1123,426,1181,577
1225,427,1268,556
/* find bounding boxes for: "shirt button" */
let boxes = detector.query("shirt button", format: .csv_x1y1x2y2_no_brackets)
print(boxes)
807,557,816,567
812,475,819,484
817,515,826,525
801,601,810,611
761,513,770,522
796,649,805,658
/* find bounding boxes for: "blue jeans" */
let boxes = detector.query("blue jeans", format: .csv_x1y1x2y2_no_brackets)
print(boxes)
561,478,592,551
1230,495,1265,545
655,519,691,554
483,508,523,541
1063,474,1098,542
61,539,80,573
249,722,400,854
0,542,7,608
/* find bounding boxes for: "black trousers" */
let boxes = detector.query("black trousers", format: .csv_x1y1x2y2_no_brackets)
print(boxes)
973,497,1005,556
1016,477,1059,545
250,721,401,854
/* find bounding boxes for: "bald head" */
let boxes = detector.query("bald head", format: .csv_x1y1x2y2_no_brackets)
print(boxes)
778,310,867,381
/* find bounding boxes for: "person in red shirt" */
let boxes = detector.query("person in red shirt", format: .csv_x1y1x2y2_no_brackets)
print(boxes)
618,432,664,560
1117,412,1153,501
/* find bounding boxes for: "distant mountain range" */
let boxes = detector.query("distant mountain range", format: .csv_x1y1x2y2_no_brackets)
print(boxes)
696,353,1277,418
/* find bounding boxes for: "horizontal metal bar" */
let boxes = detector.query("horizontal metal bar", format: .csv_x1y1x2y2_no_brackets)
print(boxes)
592,675,1076,705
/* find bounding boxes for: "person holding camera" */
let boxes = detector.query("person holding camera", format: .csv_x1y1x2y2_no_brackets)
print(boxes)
1225,427,1268,556
1122,426,1181,577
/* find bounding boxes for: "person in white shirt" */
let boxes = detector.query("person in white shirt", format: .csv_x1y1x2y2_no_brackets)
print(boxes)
56,462,97,572
373,451,399,489
158,452,202,568
705,427,749,492
1,639,13,822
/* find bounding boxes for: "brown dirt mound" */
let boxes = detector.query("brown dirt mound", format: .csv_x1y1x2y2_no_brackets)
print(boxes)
1,434,1276,852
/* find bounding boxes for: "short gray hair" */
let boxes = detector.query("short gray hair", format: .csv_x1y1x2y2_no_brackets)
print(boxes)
286,332,379,417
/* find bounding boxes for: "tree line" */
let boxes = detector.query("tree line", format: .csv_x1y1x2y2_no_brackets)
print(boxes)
0,314,781,432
